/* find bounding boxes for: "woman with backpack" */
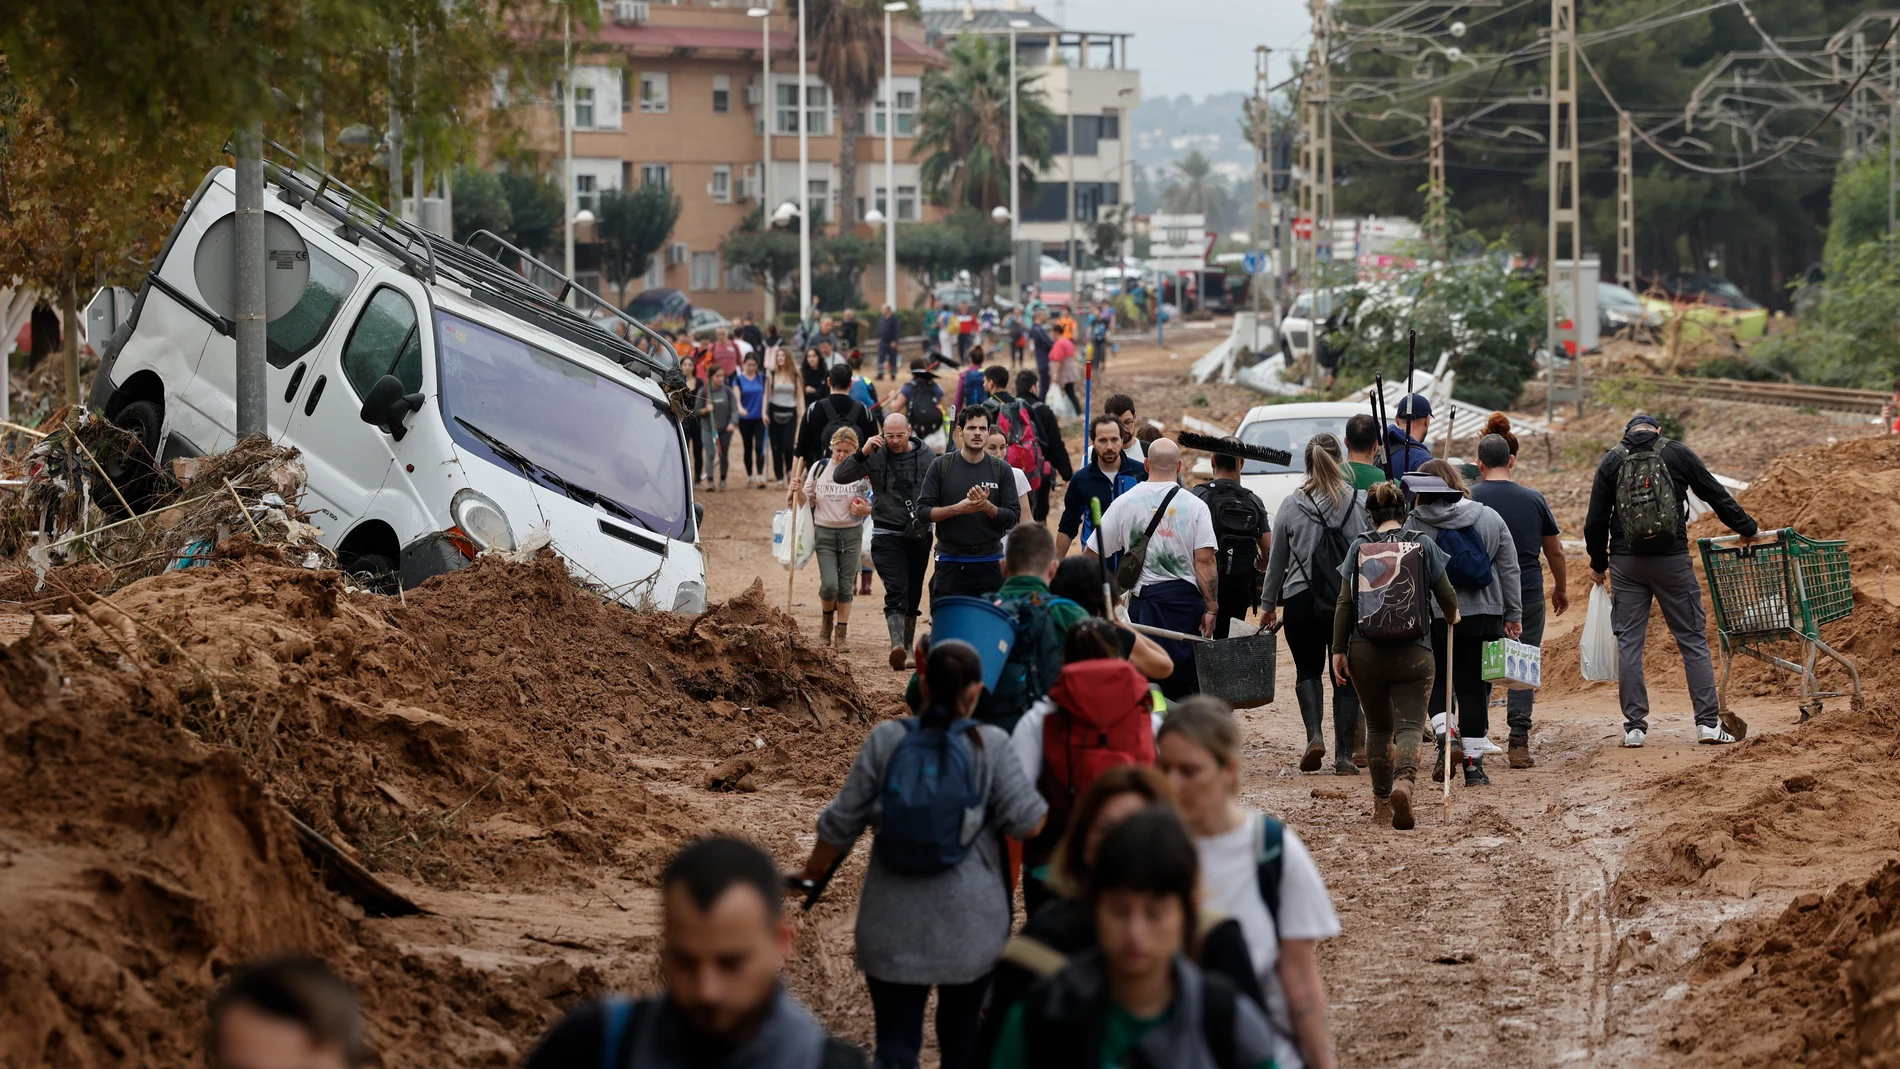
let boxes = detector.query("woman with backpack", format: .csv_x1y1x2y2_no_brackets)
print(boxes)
1260,434,1367,775
1328,480,1462,830
1157,699,1339,1069
988,807,1280,1069
1400,461,1523,787
795,427,875,646
790,641,1047,1069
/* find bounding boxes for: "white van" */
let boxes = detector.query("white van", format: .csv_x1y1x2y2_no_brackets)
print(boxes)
90,152,707,613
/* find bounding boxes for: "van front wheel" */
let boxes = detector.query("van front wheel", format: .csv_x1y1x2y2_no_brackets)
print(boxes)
342,553,400,596
102,399,164,514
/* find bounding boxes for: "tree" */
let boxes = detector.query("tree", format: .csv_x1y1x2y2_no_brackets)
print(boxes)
811,0,883,230
895,208,1011,304
812,233,877,310
595,184,681,301
1340,248,1544,411
498,170,563,256
1089,205,1130,265
1162,151,1232,229
914,34,1054,210
451,165,512,242
720,209,801,313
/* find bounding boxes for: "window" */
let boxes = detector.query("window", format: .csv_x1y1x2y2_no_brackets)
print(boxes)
1072,115,1101,156
1047,115,1069,155
873,186,918,222
492,67,513,109
806,177,829,225
573,85,596,128
622,69,633,112
644,258,665,288
267,242,358,368
1023,181,1069,223
774,80,831,134
642,163,670,190
341,287,422,398
640,72,669,113
1101,111,1121,140
690,252,719,292
711,164,732,203
873,88,918,136
713,74,731,114
575,174,600,214
725,262,752,292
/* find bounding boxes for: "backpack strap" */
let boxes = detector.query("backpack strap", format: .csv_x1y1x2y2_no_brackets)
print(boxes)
1200,970,1241,1069
598,995,642,1069
1253,814,1284,938
1139,485,1181,546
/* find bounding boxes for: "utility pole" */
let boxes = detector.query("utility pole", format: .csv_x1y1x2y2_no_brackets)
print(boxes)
1547,0,1583,420
1314,5,1334,389
235,121,267,437
1297,54,1315,294
1618,112,1635,288
1427,95,1445,260
387,46,404,217
561,14,576,295
1254,46,1270,329
797,0,811,322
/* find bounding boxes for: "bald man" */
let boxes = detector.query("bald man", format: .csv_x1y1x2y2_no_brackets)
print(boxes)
833,412,939,668
1086,439,1220,699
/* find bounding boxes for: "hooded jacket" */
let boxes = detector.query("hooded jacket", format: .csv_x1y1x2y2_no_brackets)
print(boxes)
998,949,1276,1069
1262,487,1368,606
1385,424,1433,478
831,434,938,535
1583,425,1758,572
1401,497,1524,623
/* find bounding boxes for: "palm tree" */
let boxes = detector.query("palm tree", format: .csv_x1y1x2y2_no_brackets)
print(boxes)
1163,150,1232,227
914,34,1054,211
811,0,883,229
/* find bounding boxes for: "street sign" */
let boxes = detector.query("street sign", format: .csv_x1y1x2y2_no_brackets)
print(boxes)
1292,216,1312,241
192,211,311,323
1242,250,1268,275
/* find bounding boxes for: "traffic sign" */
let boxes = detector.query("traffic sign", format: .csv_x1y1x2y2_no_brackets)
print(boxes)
1242,250,1268,275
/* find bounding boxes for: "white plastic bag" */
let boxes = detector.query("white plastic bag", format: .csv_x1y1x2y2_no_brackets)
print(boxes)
860,514,875,569
1580,584,1619,682
1047,389,1078,419
771,506,816,570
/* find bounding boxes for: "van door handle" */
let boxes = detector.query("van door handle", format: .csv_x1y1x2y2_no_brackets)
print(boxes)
284,363,307,403
303,374,326,417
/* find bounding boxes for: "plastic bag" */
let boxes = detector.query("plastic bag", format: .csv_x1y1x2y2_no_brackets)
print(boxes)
771,506,816,570
860,515,875,569
1047,389,1078,419
1580,585,1619,682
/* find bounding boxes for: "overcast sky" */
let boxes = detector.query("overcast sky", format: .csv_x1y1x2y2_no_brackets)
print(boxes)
1044,0,1309,102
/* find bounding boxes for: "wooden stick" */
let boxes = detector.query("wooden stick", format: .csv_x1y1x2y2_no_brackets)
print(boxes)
1,419,48,439
1442,620,1455,824
42,492,219,550
70,434,145,533
223,478,266,540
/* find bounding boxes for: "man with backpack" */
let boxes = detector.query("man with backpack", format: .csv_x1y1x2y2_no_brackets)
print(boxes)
916,405,1022,603
892,358,945,443
1192,446,1272,639
1088,300,1113,373
1584,414,1761,748
834,412,938,671
526,837,864,1069
794,364,878,469
981,364,1052,499
974,523,1089,732
1014,369,1073,524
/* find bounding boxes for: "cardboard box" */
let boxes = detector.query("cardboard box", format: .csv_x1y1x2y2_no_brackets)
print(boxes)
1481,638,1542,690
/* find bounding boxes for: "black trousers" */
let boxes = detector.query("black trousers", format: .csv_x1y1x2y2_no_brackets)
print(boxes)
737,417,765,476
872,533,933,621
1430,613,1503,742
766,407,797,480
929,559,1003,605
1026,483,1050,524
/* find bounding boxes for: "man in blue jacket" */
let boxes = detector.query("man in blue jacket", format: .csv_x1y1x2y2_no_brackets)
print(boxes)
1057,415,1147,559
1387,392,1435,476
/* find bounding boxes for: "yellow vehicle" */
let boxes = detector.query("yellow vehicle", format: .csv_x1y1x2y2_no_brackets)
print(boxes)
1639,272,1769,342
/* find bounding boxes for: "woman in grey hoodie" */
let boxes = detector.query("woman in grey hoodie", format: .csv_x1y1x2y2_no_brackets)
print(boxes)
1399,461,1523,785
1261,434,1368,775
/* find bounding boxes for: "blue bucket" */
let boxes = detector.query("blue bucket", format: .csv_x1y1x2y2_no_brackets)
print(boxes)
929,596,1017,691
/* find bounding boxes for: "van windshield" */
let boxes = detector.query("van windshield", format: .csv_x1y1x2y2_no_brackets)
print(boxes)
1239,416,1349,474
435,312,690,539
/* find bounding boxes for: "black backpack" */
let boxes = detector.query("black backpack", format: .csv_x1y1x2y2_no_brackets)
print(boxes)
1294,489,1358,611
816,395,868,451
1194,480,1267,582
904,382,944,436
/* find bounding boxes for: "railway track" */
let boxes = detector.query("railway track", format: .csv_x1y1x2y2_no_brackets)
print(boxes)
1630,374,1888,415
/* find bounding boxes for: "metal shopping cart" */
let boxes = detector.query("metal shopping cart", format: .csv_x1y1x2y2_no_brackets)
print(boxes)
1698,528,1862,723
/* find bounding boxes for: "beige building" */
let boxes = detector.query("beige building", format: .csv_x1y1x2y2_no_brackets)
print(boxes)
521,2,948,320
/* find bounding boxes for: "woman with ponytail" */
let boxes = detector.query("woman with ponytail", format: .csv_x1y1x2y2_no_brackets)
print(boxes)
1260,433,1368,774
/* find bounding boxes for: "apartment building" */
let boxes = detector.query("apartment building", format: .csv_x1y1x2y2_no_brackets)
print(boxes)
527,1,947,318
922,6,1138,267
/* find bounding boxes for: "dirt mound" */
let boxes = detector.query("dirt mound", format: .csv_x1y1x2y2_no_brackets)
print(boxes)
1695,434,1900,579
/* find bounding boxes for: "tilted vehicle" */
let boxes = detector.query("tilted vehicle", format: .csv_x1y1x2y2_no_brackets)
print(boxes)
1229,401,1371,517
91,146,707,613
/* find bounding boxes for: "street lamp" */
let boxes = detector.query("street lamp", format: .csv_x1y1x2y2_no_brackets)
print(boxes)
881,1,907,309
991,205,1011,223
1008,18,1031,301
865,208,887,224
562,11,578,303
796,0,811,325
748,7,773,321
774,200,801,225
573,209,596,227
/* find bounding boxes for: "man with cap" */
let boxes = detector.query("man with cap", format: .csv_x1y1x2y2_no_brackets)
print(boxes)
1387,393,1435,476
1584,414,1762,748
892,358,946,443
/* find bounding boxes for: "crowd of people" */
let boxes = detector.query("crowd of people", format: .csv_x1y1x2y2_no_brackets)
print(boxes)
177,306,1772,1069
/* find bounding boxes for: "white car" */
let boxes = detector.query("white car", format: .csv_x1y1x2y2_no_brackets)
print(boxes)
1276,290,1348,368
1230,401,1374,518
91,155,706,613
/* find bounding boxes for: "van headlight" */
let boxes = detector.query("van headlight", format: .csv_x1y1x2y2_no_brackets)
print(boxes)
451,489,516,552
671,580,706,615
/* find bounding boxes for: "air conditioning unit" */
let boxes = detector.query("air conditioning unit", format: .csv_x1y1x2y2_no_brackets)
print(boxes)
737,164,760,202
744,81,762,107
667,242,690,266
611,0,649,25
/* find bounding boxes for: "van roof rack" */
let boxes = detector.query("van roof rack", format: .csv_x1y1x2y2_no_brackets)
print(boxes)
250,140,683,389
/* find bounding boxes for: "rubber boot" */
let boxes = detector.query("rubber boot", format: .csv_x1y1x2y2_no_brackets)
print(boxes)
833,621,848,647
1296,679,1326,772
820,611,835,646
903,617,918,668
1508,732,1535,769
1464,754,1491,787
887,614,908,671
1433,732,1447,783
1332,689,1362,775
1389,769,1417,831
1369,744,1395,824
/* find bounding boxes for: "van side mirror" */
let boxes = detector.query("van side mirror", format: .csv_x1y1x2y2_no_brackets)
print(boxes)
360,374,425,441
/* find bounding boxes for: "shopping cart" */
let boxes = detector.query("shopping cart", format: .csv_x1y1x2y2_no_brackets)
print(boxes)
1698,528,1862,723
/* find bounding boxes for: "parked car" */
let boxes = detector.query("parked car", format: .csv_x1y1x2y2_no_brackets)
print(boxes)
1641,271,1768,341
1230,401,1372,517
930,284,1018,313
90,156,706,613
624,287,694,335
1598,281,1662,340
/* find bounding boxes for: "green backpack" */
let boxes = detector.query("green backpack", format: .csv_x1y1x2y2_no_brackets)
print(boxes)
1613,438,1680,552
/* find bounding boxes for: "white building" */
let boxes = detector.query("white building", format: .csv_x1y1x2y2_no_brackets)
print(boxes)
923,6,1139,268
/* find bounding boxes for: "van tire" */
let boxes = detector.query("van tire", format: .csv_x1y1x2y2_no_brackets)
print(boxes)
103,399,164,514
344,553,400,595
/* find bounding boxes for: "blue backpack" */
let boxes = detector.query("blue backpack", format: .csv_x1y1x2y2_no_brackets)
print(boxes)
1435,524,1495,591
875,718,984,875
957,367,988,410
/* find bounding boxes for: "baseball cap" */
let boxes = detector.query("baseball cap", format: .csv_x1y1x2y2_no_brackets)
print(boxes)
1395,394,1433,419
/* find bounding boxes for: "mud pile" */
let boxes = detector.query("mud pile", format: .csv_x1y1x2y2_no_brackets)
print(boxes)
0,553,871,1066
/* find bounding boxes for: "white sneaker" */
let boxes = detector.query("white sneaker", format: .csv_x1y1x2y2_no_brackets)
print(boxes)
1478,737,1504,755
1623,729,1646,748
1697,724,1737,745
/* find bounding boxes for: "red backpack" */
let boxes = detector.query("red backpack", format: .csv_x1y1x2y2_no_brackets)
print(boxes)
996,398,1048,491
1040,659,1156,829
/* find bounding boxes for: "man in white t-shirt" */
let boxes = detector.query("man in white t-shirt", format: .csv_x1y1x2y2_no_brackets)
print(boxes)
1087,438,1217,699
